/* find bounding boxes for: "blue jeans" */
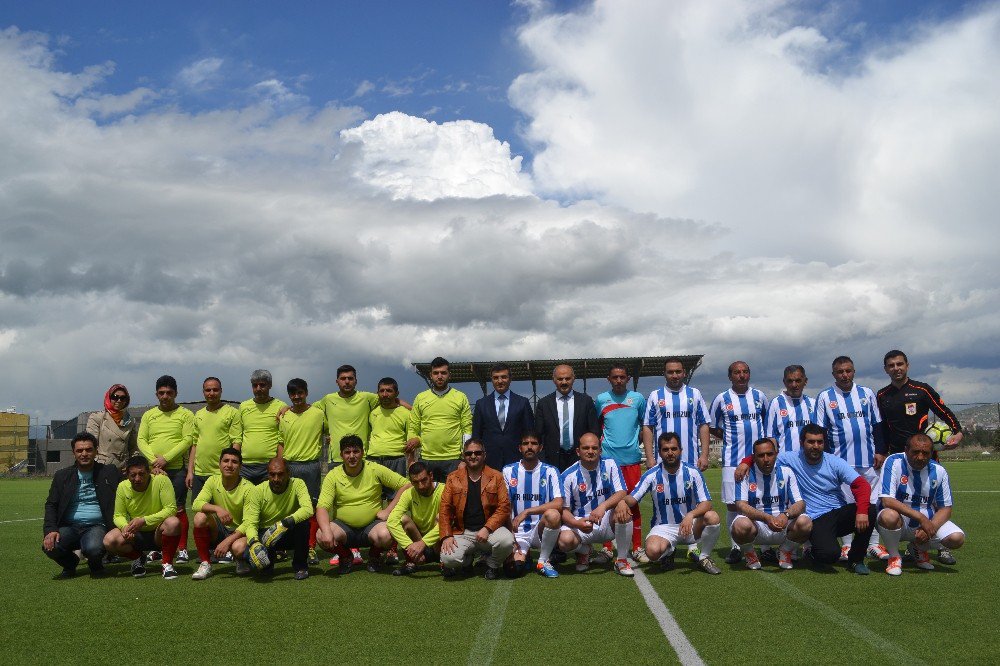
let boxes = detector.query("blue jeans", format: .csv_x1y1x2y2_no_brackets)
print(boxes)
43,524,107,572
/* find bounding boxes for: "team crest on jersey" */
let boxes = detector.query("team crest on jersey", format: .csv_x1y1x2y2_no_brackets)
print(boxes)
688,398,694,406
655,484,664,493
861,398,868,406
602,473,609,482
540,479,546,487
900,475,909,485
778,479,786,489
779,409,788,417
684,479,693,490
509,478,518,487
726,403,734,411
931,479,939,489
748,483,758,492
905,402,917,416
578,482,587,492
830,401,838,410
755,401,762,409
658,399,666,407
626,398,634,406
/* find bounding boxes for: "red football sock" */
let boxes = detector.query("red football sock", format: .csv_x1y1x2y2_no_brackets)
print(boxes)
177,511,189,550
308,516,318,548
335,544,352,562
161,533,180,565
194,526,211,563
631,504,642,551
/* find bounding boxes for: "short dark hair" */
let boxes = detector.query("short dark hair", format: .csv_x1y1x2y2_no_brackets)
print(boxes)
155,375,177,391
520,430,540,443
203,376,221,387
430,357,449,370
408,461,429,477
72,432,98,450
800,423,826,442
608,363,628,375
339,434,364,452
377,377,398,392
125,455,150,471
463,438,485,451
219,447,242,463
336,365,356,377
907,433,933,448
728,361,749,377
752,437,776,453
663,356,684,368
884,350,908,365
832,356,853,368
782,365,806,379
490,362,511,375
658,432,681,447
286,377,308,394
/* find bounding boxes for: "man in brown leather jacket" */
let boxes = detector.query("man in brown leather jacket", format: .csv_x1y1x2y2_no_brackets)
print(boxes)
439,439,514,580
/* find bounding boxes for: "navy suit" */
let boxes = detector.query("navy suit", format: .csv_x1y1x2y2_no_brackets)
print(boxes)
473,391,534,470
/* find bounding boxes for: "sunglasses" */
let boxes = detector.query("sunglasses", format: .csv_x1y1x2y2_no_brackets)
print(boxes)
463,450,485,457
110,395,128,401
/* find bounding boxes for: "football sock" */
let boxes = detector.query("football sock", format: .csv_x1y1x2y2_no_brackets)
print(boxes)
539,526,558,563
698,524,721,560
614,520,631,558
193,526,211,563
177,511,189,550
308,516,318,549
161,533,180,565
878,524,903,558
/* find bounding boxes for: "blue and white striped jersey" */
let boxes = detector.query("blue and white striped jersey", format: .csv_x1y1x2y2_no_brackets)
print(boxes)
502,460,563,532
630,462,711,527
734,464,802,517
814,384,882,468
710,388,768,467
766,393,816,453
560,456,626,518
877,453,953,527
644,385,710,466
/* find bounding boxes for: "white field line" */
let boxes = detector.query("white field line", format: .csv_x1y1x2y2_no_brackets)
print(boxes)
632,568,706,666
466,578,514,666
0,517,42,524
953,490,1000,493
761,572,928,666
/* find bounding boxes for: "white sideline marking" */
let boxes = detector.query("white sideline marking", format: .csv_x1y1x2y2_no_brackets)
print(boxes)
761,573,927,666
466,578,513,666
953,490,1000,493
0,517,42,524
633,568,706,666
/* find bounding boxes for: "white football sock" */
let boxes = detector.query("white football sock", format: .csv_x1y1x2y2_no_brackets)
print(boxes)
698,524,721,560
539,526,558,563
614,521,631,559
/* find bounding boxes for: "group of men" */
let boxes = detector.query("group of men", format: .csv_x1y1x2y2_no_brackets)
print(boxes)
42,351,966,580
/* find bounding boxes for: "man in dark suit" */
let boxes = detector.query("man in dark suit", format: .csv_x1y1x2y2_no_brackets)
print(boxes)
473,363,535,470
535,364,601,471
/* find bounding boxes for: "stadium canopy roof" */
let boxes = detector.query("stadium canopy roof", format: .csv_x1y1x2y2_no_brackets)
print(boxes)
412,355,704,399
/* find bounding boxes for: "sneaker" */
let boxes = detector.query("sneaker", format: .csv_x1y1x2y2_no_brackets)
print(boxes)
867,544,890,561
235,560,251,575
161,563,178,579
52,568,76,580
744,549,761,570
839,545,850,562
686,545,701,562
760,547,779,564
847,561,870,575
393,562,417,577
175,549,190,563
937,549,957,565
441,566,457,578
551,550,568,564
886,556,902,576
386,549,399,565
614,558,635,577
352,548,364,565
339,559,354,575
778,549,793,570
725,547,742,564
914,549,935,571
308,548,319,566
632,547,650,564
592,546,614,565
294,569,309,581
328,555,340,566
131,559,147,578
484,566,500,580
698,556,722,575
217,552,234,564
903,543,917,562
191,562,212,580
574,552,590,572
537,561,559,578
366,555,383,573
147,550,162,562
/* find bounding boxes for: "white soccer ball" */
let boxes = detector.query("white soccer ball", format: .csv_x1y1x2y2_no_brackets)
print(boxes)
925,421,952,451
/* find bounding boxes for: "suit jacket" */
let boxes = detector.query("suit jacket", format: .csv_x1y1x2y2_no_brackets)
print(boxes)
534,391,600,465
43,462,122,535
472,391,534,470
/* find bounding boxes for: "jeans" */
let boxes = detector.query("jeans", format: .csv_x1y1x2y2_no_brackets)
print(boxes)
43,524,108,572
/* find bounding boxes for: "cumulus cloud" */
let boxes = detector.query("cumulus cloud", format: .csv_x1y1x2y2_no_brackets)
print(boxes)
177,56,223,89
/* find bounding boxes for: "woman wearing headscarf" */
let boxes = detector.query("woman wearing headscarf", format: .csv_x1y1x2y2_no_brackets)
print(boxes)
86,384,138,469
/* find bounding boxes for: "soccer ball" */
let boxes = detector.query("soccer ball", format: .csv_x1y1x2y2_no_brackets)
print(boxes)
925,421,952,451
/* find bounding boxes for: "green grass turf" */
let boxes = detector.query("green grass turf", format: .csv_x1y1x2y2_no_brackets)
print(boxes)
1,462,996,664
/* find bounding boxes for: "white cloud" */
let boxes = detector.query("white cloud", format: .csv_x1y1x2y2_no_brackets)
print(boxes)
177,56,223,89
252,78,308,106
352,79,375,98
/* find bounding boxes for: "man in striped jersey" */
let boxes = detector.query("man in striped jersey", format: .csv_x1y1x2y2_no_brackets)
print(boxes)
875,433,965,575
556,433,634,576
709,361,768,564
765,365,815,453
642,357,710,471
814,356,887,561
623,432,721,574
732,438,811,570
502,431,563,578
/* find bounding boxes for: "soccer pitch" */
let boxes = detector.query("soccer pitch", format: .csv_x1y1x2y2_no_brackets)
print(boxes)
2,463,997,665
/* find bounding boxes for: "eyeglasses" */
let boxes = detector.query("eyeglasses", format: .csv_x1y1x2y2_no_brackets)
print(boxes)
110,395,128,401
463,450,485,457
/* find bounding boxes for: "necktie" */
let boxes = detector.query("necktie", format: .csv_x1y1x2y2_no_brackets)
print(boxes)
561,395,571,450
497,394,507,430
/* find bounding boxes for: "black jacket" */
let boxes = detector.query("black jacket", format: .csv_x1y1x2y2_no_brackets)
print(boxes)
43,463,122,534
534,391,601,466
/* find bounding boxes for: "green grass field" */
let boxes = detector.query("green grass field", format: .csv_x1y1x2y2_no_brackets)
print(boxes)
2,462,997,665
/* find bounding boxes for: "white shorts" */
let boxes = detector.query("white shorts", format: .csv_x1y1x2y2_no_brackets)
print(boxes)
733,516,787,546
560,510,614,546
841,466,878,504
877,510,964,547
721,466,736,504
514,524,543,552
647,523,696,547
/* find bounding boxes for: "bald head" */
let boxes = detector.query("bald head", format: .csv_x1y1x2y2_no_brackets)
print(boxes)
552,364,576,396
267,457,290,493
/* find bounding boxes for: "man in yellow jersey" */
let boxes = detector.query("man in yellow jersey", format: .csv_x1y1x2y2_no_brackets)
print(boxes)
186,377,241,510
190,447,254,579
278,378,326,565
137,375,194,562
103,456,182,579
386,461,445,576
242,457,314,580
407,357,473,481
315,364,379,465
237,369,286,484
316,435,410,572
367,377,412,486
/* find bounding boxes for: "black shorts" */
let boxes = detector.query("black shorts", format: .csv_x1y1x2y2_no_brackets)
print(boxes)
334,519,382,548
286,459,321,503
132,530,159,551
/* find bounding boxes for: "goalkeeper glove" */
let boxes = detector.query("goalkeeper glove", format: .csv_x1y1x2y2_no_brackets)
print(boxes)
261,516,295,548
246,538,271,570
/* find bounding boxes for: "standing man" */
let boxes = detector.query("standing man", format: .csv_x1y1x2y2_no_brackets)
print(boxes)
42,433,122,578
386,462,446,576
408,357,473,482
595,363,650,561
242,457,314,580
315,364,379,465
190,447,254,579
439,439,514,580
710,361,768,564
473,362,535,471
237,369,286,484
367,377,412,480
187,377,241,509
815,356,886,560
278,378,327,565
642,357,711,472
137,374,195,563
765,365,815,453
502,431,563,578
534,364,600,471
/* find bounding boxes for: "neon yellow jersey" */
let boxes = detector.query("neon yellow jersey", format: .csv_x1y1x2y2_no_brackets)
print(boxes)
367,405,410,458
113,474,176,531
238,398,287,464
192,474,254,533
409,388,472,460
317,461,407,528
316,391,378,462
278,405,326,462
386,482,444,548
192,404,242,475
137,406,195,470
242,478,313,541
